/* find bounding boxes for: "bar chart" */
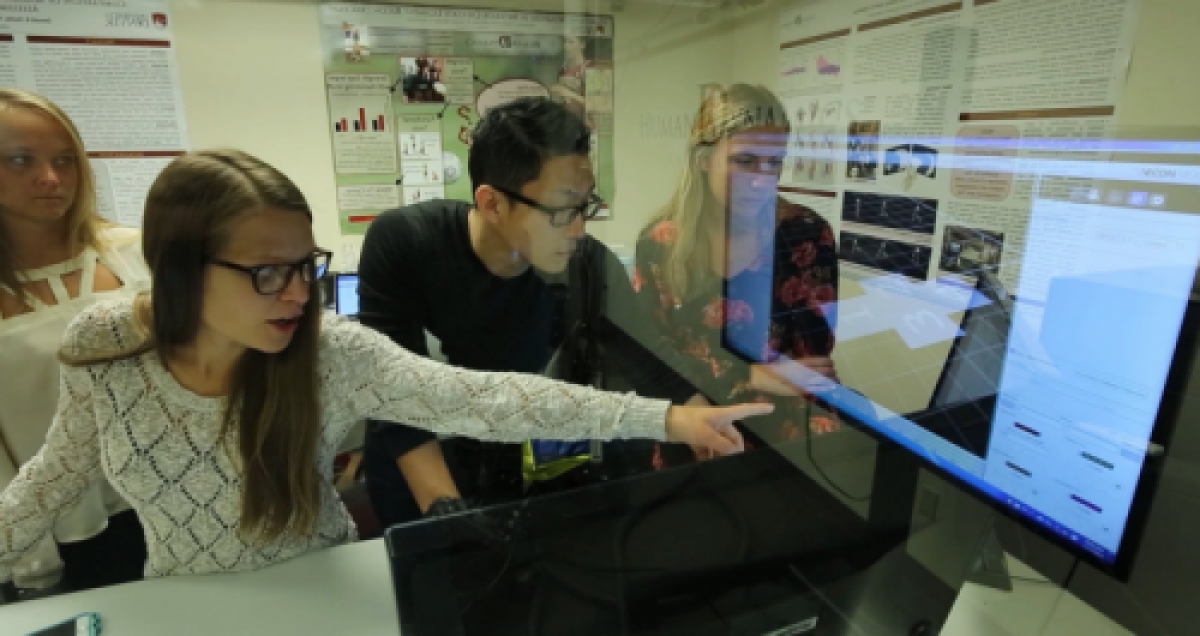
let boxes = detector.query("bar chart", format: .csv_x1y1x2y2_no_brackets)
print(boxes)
329,98,389,134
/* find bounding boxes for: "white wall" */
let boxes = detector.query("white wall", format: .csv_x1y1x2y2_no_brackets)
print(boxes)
171,0,341,253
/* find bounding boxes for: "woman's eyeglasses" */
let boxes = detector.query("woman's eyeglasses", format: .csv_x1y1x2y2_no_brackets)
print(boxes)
491,185,605,228
211,250,333,296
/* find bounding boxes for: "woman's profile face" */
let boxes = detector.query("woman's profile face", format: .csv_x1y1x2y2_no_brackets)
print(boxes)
0,106,79,229
705,125,788,220
563,36,585,60
198,207,316,355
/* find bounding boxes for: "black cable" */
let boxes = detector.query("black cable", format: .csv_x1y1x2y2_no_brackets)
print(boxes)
805,404,871,502
1061,555,1081,589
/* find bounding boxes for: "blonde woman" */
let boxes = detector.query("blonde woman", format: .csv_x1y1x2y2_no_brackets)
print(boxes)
632,84,839,467
0,149,772,581
0,89,150,594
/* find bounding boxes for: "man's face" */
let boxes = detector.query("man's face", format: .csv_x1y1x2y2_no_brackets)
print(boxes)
496,153,594,274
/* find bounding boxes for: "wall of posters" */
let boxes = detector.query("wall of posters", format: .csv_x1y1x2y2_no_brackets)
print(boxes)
776,0,1139,292
319,3,615,234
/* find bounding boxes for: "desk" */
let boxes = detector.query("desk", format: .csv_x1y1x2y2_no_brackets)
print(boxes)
0,542,1135,636
0,540,399,636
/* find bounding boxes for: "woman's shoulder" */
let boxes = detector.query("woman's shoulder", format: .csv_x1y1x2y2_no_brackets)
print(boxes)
97,225,140,250
60,296,143,360
97,225,151,284
775,197,830,228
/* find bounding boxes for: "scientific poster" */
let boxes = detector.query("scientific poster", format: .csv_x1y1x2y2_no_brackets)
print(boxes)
319,3,616,234
777,0,1139,290
0,0,190,227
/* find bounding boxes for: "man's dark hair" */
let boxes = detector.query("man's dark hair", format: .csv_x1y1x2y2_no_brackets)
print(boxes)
469,97,590,194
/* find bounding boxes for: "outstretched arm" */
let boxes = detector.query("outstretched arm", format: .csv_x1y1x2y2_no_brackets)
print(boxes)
0,364,105,582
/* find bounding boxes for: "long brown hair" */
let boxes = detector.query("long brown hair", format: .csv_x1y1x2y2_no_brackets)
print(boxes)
61,149,324,543
645,84,789,299
0,89,105,301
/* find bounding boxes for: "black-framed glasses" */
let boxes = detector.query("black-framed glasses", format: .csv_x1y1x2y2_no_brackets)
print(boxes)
491,185,604,227
211,250,333,296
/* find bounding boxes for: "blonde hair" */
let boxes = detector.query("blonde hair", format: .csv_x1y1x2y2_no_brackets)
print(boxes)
0,89,105,300
62,150,324,544
645,84,789,300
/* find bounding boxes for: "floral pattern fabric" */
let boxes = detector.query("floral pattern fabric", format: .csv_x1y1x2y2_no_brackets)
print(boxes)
632,198,839,462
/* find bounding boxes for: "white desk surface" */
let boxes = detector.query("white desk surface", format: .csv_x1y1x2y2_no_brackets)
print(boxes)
0,539,399,636
0,542,1132,636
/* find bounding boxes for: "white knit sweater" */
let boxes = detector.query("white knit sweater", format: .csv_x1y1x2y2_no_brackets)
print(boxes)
0,297,669,580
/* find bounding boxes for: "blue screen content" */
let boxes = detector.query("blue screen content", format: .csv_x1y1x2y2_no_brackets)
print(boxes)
730,147,1200,566
336,275,360,317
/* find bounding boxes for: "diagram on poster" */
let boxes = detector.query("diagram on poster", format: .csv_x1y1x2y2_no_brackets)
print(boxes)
840,190,938,280
326,73,397,174
320,4,616,234
783,94,843,187
397,113,445,199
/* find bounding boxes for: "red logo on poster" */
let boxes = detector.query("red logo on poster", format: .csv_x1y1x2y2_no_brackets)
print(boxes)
151,13,168,28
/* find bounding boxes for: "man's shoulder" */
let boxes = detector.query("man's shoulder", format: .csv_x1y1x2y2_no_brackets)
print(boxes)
374,199,470,233
364,199,471,264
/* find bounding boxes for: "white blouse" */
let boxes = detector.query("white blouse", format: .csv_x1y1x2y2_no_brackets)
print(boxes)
0,296,669,581
0,226,151,587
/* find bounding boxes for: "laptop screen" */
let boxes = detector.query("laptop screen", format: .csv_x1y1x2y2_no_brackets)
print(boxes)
335,274,360,317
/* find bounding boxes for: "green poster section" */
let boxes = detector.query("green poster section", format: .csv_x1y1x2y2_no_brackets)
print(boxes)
321,16,615,235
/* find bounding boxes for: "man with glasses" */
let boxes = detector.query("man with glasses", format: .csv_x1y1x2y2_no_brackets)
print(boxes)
357,97,697,527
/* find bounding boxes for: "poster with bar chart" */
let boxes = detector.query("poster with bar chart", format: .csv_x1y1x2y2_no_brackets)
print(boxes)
320,3,615,234
325,73,398,175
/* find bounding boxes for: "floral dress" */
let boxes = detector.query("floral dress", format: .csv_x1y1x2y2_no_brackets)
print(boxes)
632,197,838,465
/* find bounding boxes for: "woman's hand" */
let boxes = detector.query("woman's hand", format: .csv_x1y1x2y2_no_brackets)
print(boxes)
664,402,774,457
749,357,838,397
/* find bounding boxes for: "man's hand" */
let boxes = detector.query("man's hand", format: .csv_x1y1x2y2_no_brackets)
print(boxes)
664,402,774,457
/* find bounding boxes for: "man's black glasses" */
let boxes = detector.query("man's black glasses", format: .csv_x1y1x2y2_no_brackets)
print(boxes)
492,185,605,227
211,250,333,295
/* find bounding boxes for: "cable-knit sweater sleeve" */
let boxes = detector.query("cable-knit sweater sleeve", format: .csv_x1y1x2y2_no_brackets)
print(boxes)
320,315,671,443
0,338,104,583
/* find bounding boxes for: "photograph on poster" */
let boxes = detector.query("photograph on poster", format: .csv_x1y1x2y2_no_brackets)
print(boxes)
939,225,1005,276
342,22,370,62
399,56,447,103
846,120,880,180
883,143,939,192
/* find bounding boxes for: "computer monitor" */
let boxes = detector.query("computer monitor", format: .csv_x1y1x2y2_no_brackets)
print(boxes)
724,133,1200,578
335,273,360,317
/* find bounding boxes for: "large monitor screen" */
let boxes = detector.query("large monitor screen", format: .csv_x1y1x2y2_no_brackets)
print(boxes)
725,137,1200,574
